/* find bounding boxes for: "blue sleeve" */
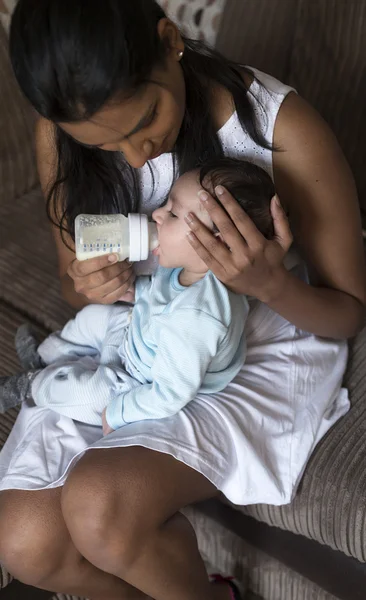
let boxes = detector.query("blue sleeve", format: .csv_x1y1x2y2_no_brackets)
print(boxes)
105,309,227,429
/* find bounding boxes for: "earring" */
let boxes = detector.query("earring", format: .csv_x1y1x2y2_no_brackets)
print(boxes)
177,50,184,60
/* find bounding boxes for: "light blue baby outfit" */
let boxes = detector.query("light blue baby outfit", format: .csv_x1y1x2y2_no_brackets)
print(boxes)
32,267,249,429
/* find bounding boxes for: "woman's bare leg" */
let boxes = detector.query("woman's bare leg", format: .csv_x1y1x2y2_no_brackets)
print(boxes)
62,446,229,600
0,488,149,600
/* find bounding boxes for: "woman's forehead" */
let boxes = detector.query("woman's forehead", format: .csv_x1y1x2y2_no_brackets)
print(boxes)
59,84,159,144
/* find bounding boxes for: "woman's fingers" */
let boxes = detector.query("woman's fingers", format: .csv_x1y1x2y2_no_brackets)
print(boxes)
86,272,135,304
185,213,231,272
199,187,264,250
271,195,293,252
68,253,118,278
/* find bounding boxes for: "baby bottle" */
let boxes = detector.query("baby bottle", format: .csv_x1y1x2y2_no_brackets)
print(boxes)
75,213,159,262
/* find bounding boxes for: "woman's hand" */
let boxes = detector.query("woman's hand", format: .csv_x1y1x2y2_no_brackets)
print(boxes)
102,408,115,436
67,254,135,305
186,186,293,302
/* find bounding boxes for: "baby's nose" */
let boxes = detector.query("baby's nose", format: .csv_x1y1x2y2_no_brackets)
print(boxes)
152,208,163,223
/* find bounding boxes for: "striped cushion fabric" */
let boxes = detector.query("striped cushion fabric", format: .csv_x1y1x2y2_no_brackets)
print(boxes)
184,506,339,600
0,302,24,451
0,187,76,332
216,0,298,82
0,25,38,209
287,0,366,224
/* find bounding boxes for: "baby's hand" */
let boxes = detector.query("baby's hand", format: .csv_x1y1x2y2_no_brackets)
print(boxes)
102,408,115,436
118,283,135,303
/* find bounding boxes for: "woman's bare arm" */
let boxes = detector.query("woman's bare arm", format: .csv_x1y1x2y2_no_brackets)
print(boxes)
269,92,366,337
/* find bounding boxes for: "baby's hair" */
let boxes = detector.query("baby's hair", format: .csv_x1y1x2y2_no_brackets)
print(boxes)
199,158,275,239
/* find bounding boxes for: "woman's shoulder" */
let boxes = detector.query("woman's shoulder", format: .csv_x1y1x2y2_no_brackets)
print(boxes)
248,67,296,99
211,66,296,134
210,68,254,131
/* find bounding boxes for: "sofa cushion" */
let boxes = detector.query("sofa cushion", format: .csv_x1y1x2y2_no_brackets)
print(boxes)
216,0,298,82
235,324,366,563
0,301,49,451
0,24,38,209
287,0,366,225
0,186,75,331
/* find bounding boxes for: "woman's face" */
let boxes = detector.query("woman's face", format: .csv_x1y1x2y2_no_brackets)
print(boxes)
59,23,186,169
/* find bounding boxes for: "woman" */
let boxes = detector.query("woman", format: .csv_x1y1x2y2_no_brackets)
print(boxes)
0,1,364,599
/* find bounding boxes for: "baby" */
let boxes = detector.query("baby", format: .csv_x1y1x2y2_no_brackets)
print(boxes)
0,158,275,433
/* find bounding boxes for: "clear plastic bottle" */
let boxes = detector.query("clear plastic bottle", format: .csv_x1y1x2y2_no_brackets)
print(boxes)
75,213,159,262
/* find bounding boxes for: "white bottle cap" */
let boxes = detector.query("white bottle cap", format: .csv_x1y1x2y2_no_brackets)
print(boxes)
139,214,149,261
128,214,142,261
128,214,151,261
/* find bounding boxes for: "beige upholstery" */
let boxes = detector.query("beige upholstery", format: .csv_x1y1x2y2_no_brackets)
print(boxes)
0,25,37,207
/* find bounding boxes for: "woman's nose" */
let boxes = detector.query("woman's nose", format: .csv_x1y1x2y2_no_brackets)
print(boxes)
118,139,150,169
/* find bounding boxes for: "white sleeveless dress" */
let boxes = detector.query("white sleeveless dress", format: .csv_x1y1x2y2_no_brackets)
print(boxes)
0,69,350,506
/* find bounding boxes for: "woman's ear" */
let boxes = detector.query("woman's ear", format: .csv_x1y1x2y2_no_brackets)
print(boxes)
157,18,184,60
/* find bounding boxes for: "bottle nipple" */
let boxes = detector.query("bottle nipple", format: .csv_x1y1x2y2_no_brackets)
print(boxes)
148,222,159,251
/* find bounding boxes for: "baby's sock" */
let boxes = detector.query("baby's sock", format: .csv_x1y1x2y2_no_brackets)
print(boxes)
15,323,44,370
0,371,39,413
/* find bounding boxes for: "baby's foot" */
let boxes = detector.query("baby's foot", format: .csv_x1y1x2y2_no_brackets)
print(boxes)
0,371,39,413
15,324,44,370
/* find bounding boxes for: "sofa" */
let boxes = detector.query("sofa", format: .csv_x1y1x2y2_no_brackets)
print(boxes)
1,1,366,599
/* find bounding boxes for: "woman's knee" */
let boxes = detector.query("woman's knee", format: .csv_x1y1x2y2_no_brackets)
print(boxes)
61,448,170,574
0,489,72,588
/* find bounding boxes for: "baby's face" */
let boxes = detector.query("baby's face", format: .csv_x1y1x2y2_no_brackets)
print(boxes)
152,170,212,272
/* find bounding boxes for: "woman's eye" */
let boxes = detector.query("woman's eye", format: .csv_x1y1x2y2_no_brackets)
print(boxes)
146,107,158,127
169,211,178,218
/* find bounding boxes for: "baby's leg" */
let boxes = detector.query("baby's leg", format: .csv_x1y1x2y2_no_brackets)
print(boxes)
31,356,139,426
38,304,128,366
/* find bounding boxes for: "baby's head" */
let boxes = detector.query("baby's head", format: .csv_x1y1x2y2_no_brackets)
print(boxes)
152,158,275,273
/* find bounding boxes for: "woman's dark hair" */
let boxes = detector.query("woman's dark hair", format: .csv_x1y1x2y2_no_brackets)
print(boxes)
200,158,275,239
9,0,272,245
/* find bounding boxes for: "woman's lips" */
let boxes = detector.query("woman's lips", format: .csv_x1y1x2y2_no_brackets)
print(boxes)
152,245,160,256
